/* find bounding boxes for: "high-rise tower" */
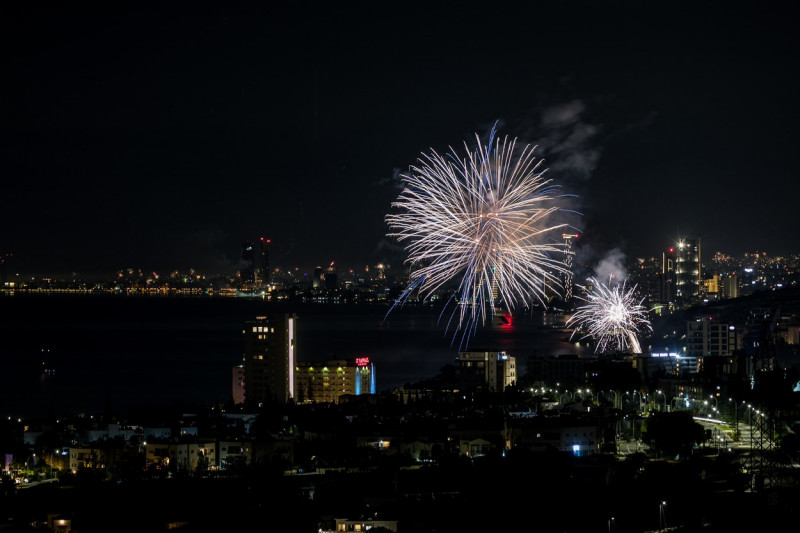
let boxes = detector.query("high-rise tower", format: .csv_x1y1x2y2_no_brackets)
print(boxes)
675,236,701,304
242,314,297,406
722,273,740,300
325,262,338,290
657,246,676,306
240,241,256,287
259,237,270,287
562,233,579,301
312,266,324,289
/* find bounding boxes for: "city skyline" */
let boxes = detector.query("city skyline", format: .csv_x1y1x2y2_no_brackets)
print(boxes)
2,239,798,283
2,3,799,278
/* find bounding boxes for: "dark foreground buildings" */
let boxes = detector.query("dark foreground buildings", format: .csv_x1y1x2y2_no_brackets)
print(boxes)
3,367,800,533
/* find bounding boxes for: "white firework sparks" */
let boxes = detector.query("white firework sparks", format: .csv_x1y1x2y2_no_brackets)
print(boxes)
566,276,652,354
385,123,576,347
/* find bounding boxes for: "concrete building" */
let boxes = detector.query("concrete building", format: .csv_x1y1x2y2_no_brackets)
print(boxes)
510,417,602,456
675,236,701,305
657,246,676,307
68,447,121,473
721,273,740,300
259,237,270,287
702,274,720,299
455,351,516,392
243,314,297,406
320,517,398,533
166,440,217,473
232,364,245,405
634,352,698,378
526,354,589,385
295,357,376,404
84,423,139,444
687,317,739,364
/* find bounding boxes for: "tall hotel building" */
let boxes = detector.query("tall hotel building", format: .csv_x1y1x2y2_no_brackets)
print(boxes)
243,314,297,406
295,357,376,404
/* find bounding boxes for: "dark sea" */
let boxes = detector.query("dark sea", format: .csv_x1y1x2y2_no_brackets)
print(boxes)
0,294,586,418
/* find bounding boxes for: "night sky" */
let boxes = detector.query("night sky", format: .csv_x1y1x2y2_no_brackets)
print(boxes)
2,2,798,279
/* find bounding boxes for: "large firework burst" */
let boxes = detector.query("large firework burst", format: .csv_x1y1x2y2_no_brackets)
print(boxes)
566,276,652,354
385,123,575,347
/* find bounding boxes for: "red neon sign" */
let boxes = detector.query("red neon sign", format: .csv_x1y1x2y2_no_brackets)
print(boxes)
355,357,370,366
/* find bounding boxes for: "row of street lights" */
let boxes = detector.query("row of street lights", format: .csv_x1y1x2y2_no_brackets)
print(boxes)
527,388,767,431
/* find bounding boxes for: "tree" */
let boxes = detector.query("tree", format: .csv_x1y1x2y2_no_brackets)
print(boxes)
644,411,705,459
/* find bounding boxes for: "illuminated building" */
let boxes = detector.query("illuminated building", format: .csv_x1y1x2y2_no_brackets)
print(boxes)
637,352,688,377
69,448,111,472
562,233,579,301
243,314,297,406
675,236,701,304
656,247,676,306
687,316,739,371
702,274,720,299
721,273,740,299
319,518,398,533
294,357,376,404
455,351,516,392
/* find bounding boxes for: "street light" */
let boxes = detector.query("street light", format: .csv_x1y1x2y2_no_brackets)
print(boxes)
729,398,739,439
656,390,667,412
659,501,667,530
601,390,618,409
576,388,593,403
624,390,643,412
608,516,615,533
